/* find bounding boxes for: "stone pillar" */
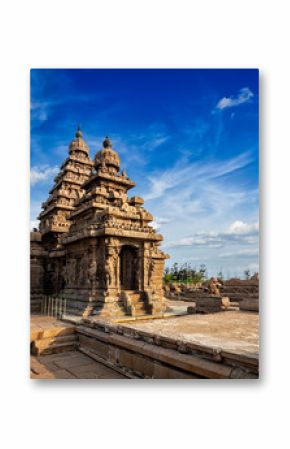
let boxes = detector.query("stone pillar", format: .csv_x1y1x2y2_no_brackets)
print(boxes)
143,243,151,290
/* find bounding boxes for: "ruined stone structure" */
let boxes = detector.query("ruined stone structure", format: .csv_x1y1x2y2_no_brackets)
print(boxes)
218,277,259,312
31,128,168,318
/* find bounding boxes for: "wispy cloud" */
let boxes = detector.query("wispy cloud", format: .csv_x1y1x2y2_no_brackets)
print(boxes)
215,87,254,110
31,101,52,121
166,220,259,249
30,165,58,186
143,151,253,201
220,248,259,258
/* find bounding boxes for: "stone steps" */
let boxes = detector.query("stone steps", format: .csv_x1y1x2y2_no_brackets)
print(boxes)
31,320,78,355
38,340,78,356
132,303,147,316
32,334,78,355
130,296,142,303
124,290,141,302
126,291,149,316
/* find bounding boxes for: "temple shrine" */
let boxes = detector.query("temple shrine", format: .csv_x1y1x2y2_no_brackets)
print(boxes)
31,128,168,318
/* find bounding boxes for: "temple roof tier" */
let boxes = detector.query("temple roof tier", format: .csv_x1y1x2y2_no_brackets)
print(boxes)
61,226,163,245
83,171,135,190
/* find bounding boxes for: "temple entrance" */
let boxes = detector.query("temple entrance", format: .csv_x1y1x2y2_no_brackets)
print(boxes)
120,245,138,290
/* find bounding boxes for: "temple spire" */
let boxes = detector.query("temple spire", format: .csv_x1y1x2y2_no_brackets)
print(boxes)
103,136,112,148
75,124,83,138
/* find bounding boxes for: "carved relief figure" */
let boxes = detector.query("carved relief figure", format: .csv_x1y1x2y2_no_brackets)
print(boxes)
104,259,112,288
88,259,97,288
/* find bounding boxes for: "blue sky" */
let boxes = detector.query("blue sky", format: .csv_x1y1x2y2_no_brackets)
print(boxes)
31,69,259,278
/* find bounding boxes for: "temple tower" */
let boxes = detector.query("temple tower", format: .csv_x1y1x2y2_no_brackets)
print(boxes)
61,137,169,318
38,126,94,248
36,127,94,295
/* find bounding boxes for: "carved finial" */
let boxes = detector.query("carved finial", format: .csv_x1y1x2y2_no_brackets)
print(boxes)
103,136,112,148
75,124,82,138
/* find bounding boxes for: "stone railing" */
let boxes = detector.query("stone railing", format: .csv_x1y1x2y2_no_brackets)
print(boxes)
32,295,68,318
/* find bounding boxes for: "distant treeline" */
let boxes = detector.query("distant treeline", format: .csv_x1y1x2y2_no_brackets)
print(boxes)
163,264,254,284
163,263,207,285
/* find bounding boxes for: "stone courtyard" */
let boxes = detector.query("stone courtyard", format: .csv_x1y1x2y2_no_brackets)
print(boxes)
124,311,259,356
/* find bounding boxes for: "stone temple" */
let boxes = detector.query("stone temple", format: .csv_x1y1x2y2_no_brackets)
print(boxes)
31,128,168,318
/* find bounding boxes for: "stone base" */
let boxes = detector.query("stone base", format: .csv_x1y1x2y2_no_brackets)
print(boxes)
75,319,258,378
195,296,222,314
239,297,259,312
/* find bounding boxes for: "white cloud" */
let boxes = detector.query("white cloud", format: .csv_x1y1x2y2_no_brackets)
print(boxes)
30,165,59,186
156,217,171,225
228,220,259,235
151,221,160,230
151,217,171,230
165,220,259,249
30,220,39,231
216,87,254,110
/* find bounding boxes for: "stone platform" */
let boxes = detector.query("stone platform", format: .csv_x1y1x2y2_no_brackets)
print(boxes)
31,315,75,341
78,310,259,378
